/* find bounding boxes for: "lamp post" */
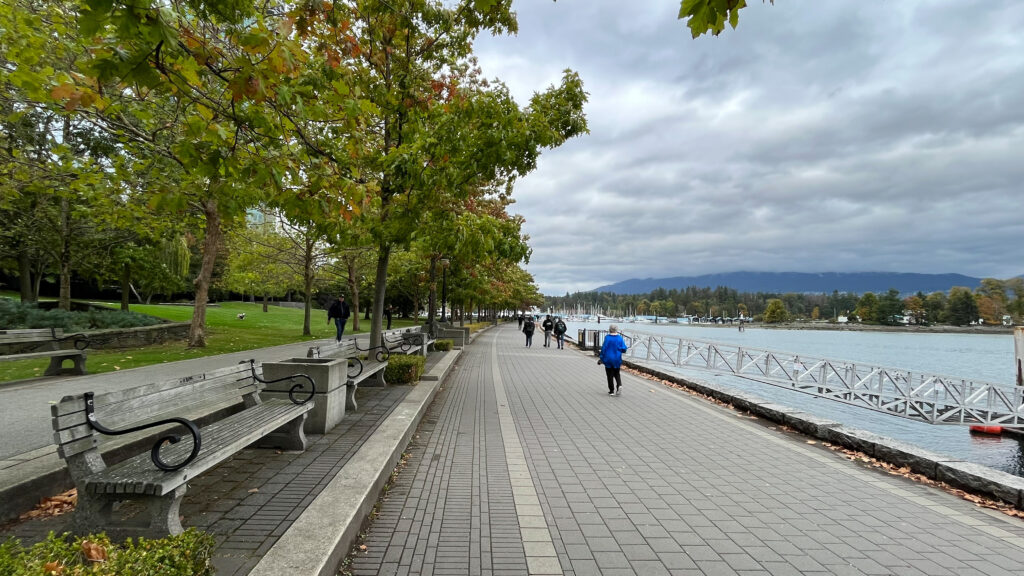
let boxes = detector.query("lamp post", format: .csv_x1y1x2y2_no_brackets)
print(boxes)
440,258,450,323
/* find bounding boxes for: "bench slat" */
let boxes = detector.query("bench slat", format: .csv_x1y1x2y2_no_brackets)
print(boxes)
83,400,310,496
52,363,257,417
0,350,83,362
53,381,254,445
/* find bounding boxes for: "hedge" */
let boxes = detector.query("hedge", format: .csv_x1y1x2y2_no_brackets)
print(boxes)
384,354,425,384
434,339,453,351
0,529,214,576
0,299,162,331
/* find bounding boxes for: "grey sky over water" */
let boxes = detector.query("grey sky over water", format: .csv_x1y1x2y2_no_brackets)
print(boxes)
472,1,1024,296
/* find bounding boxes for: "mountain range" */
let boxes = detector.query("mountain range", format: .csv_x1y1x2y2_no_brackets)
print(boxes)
591,272,988,296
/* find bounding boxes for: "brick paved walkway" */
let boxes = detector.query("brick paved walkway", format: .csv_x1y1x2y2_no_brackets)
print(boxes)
2,384,413,576
350,324,1024,576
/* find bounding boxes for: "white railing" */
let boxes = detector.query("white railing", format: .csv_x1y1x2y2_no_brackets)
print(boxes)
590,329,1024,427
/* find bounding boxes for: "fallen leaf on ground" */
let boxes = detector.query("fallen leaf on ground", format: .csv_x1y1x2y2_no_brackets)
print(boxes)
18,489,77,521
248,488,259,493
81,540,107,562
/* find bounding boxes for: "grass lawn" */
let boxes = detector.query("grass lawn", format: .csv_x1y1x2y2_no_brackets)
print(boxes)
0,301,422,382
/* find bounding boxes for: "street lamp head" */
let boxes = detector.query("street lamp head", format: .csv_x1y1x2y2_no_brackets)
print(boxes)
440,257,450,267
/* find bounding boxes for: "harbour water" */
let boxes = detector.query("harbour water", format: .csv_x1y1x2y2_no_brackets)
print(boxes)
560,320,1024,477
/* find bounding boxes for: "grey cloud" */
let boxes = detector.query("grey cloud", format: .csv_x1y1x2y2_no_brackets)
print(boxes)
476,1,1024,294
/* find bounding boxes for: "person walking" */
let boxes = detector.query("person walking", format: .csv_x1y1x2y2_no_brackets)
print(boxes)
522,315,536,347
517,314,524,329
542,315,554,347
599,325,628,396
327,294,351,342
553,316,567,349
385,304,394,330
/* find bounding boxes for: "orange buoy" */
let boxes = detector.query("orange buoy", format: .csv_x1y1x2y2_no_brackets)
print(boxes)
969,425,1003,435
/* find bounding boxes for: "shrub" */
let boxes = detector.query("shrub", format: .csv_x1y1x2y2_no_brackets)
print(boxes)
464,322,489,333
434,339,453,351
385,354,425,384
0,299,161,331
0,529,214,576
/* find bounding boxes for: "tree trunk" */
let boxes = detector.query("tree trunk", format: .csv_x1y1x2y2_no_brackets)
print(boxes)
302,236,314,336
369,243,391,349
188,198,221,347
262,292,269,313
58,196,72,311
120,262,130,311
427,256,437,326
18,251,34,303
347,258,361,332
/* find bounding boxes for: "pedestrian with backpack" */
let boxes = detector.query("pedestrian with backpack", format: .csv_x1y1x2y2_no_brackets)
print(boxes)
553,316,567,349
523,316,536,347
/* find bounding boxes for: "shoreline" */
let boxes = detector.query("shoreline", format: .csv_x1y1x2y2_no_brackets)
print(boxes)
754,322,1013,335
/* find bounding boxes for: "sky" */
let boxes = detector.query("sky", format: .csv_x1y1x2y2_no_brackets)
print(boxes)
471,1,1024,296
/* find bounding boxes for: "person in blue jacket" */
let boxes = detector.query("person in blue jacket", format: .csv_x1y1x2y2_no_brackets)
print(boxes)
599,325,628,396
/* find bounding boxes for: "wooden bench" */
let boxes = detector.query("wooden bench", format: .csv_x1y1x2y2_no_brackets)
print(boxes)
402,326,436,356
50,360,314,540
307,338,389,410
0,328,89,376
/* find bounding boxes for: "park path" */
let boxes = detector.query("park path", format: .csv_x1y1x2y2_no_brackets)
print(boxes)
350,324,1024,576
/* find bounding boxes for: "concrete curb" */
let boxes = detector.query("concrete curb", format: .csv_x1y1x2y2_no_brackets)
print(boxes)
623,359,1024,509
248,349,460,576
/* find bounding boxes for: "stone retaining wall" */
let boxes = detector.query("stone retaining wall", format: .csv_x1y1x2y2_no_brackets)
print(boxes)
86,322,190,349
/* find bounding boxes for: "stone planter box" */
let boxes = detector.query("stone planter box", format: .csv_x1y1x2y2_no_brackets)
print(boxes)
262,357,350,435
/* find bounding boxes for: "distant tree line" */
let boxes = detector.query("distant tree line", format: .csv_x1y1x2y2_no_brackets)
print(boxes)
545,277,1024,326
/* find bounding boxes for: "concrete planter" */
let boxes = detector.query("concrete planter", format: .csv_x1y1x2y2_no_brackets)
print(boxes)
262,357,350,434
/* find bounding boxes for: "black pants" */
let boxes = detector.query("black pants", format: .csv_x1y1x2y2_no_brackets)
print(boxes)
605,366,622,393
525,333,533,347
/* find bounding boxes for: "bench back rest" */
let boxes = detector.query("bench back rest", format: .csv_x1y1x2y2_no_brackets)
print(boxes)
51,362,262,461
0,328,64,354
308,338,359,359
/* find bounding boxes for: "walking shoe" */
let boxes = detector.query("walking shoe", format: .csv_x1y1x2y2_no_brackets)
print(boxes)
608,391,615,396
615,388,621,396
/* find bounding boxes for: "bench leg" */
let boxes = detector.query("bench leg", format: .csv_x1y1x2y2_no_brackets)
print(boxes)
257,413,308,451
346,383,358,411
44,354,87,376
72,485,186,541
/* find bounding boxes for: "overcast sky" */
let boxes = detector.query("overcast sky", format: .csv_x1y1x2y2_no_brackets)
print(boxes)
472,1,1024,296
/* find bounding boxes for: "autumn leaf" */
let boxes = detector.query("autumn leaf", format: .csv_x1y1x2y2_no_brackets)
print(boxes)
43,561,64,574
81,539,108,562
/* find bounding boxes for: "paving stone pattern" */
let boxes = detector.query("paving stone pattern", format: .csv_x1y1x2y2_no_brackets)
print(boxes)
2,385,411,576
351,325,1024,576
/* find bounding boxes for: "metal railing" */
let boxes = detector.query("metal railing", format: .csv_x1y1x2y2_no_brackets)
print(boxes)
582,328,1024,427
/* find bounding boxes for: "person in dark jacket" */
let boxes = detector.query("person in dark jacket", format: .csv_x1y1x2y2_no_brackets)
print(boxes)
541,315,554,347
553,316,567,349
522,316,536,347
599,325,628,396
327,295,351,342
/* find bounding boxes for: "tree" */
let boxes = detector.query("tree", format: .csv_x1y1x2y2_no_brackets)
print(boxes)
335,1,588,349
903,295,925,325
856,292,879,323
875,289,904,326
763,298,788,323
221,222,298,311
946,287,979,326
679,0,774,38
923,292,948,324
